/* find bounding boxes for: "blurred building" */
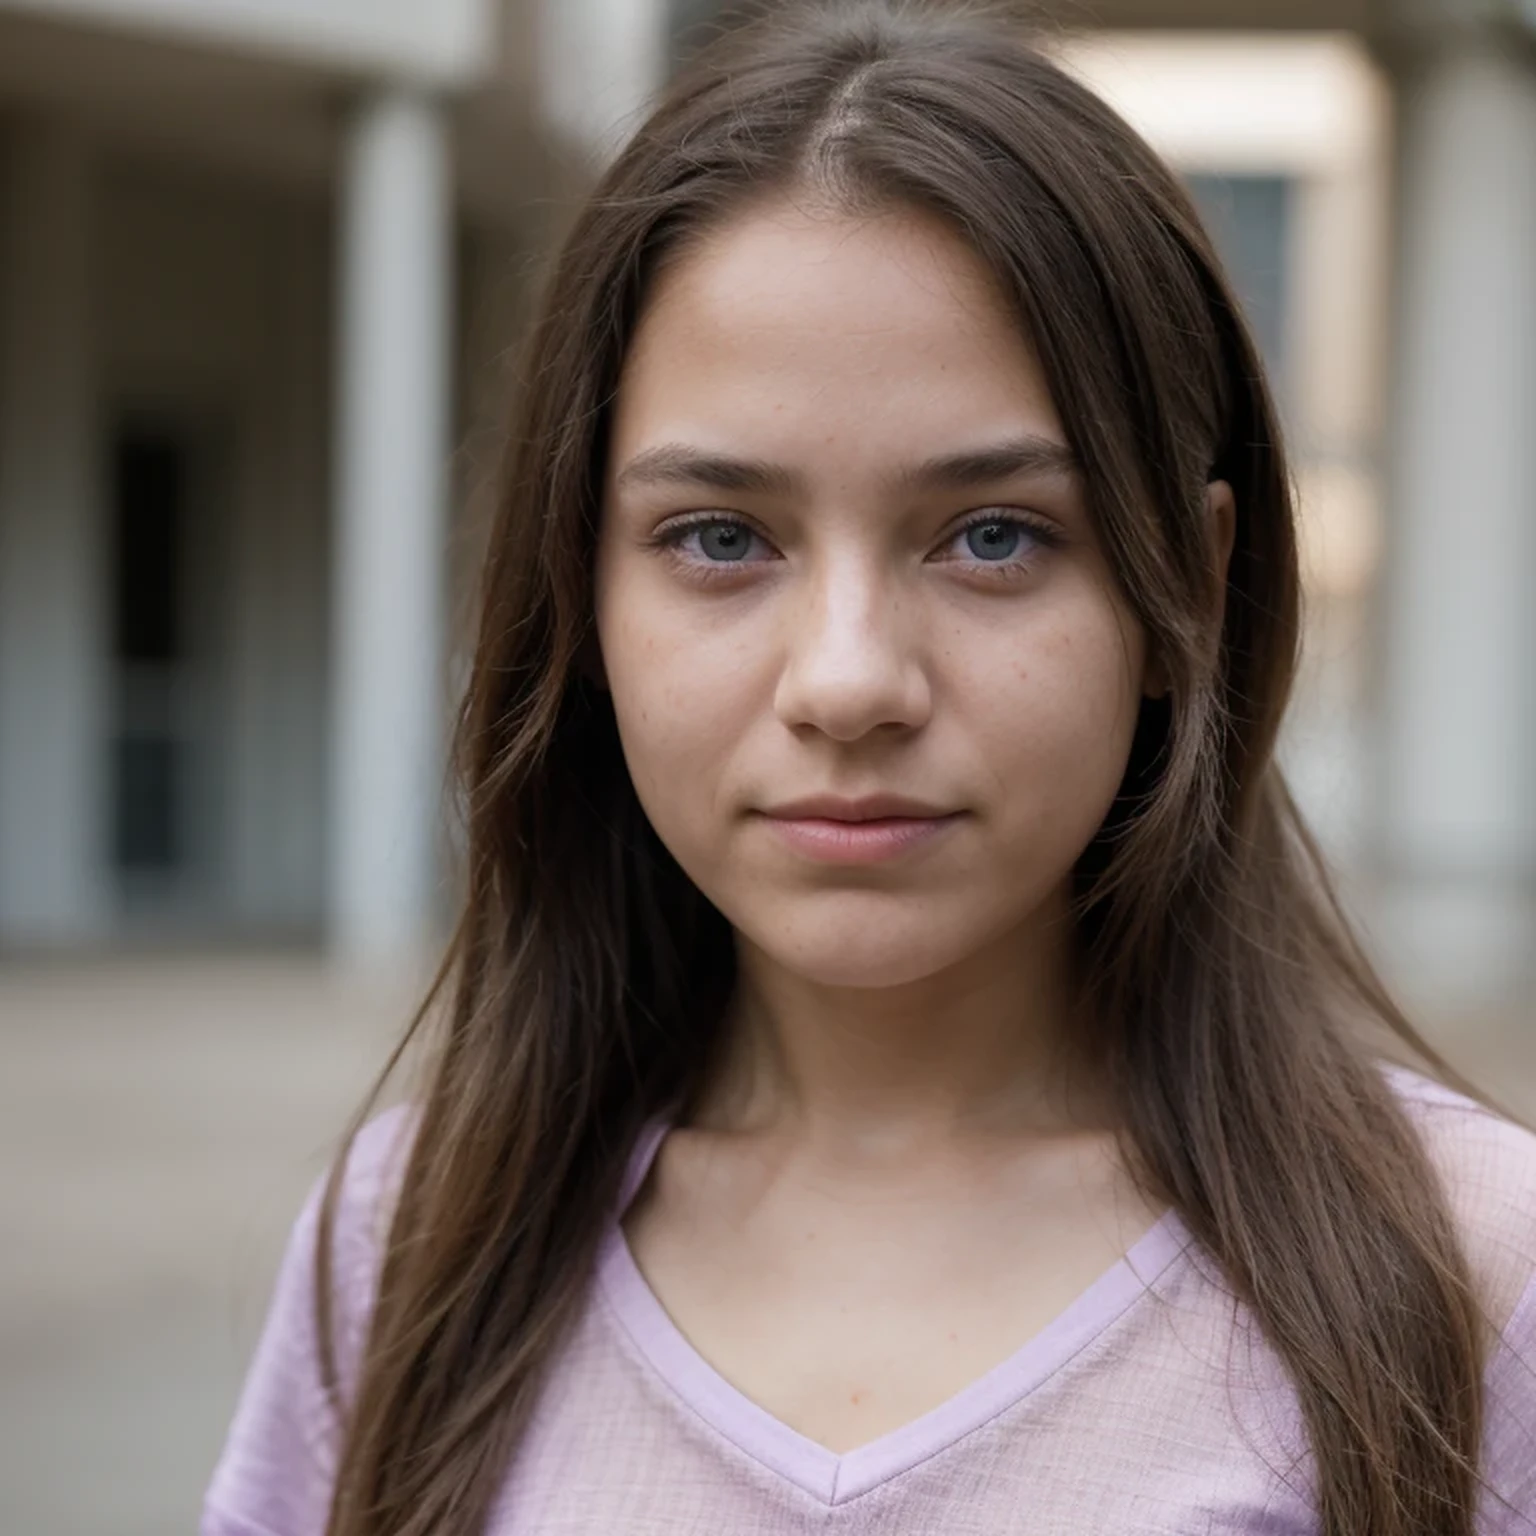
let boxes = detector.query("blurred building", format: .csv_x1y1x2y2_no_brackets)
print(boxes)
1,0,1534,1015
0,0,661,969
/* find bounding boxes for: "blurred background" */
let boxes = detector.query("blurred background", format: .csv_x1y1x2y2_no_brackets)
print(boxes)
2,0,1534,1530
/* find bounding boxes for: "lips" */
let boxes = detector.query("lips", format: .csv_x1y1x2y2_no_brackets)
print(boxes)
761,793,957,822
756,796,965,865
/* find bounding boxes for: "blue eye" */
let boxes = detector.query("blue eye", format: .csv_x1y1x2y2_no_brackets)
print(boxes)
653,510,1055,586
695,521,754,562
945,514,1055,574
653,517,775,581
963,520,1025,561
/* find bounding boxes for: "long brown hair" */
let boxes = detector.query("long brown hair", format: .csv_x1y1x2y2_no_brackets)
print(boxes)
317,3,1496,1531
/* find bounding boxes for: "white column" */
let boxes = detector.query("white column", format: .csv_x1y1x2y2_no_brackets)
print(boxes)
1374,35,1536,1008
0,124,108,947
329,88,452,968
538,0,670,166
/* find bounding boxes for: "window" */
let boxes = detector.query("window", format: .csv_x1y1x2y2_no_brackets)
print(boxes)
1185,173,1293,399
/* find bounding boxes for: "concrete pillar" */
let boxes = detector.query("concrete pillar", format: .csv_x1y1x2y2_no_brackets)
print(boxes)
1374,31,1536,1009
0,124,108,947
329,88,452,968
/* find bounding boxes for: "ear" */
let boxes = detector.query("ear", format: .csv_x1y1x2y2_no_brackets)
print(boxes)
1142,479,1237,702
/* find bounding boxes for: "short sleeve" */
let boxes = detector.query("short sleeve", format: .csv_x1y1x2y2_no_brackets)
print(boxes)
201,1105,415,1536
1482,1274,1536,1532
1387,1070,1536,1532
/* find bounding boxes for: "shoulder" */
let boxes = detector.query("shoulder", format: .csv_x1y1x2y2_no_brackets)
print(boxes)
201,1102,420,1536
293,1100,422,1396
1383,1065,1536,1335
317,1101,420,1302
1382,1068,1536,1516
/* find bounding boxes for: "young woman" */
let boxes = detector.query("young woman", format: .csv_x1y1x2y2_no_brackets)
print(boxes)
203,3,1536,1532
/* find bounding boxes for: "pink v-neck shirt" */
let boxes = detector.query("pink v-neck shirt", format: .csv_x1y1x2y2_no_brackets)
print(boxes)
205,1070,1536,1534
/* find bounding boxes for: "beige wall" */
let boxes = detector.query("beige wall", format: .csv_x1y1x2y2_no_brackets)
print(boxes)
0,0,499,83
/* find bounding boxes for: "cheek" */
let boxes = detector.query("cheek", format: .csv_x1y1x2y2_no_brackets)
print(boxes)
968,598,1145,831
597,576,758,829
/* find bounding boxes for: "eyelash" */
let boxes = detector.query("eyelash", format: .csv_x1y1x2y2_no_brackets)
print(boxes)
651,510,1061,586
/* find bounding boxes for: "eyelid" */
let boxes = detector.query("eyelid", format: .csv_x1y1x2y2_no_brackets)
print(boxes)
653,510,778,553
655,505,1059,542
948,505,1060,535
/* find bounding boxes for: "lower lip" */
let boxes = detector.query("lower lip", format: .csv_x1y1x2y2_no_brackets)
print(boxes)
761,814,963,865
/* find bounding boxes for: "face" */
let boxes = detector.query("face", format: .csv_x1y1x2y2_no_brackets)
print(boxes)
594,196,1151,992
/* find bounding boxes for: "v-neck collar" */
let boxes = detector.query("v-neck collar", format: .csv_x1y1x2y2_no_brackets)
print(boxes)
595,1118,1194,1506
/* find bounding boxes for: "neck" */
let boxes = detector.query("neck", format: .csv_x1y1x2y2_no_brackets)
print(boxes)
693,905,1111,1150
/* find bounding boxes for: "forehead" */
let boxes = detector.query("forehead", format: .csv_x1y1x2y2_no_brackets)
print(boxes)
608,197,1065,484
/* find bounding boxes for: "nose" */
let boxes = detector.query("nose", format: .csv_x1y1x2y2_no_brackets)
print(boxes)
771,555,931,741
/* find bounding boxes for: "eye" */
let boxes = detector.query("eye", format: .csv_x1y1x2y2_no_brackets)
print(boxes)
653,514,776,577
690,519,760,563
935,512,1058,575
961,520,1027,561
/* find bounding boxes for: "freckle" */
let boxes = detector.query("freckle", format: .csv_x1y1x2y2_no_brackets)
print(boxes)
851,1390,863,1405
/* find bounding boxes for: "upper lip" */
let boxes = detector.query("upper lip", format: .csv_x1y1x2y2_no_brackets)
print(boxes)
761,794,959,822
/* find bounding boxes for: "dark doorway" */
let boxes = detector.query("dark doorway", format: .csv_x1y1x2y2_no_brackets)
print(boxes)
107,413,230,927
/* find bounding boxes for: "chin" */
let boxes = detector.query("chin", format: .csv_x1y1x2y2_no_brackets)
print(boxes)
772,948,953,991
742,910,974,991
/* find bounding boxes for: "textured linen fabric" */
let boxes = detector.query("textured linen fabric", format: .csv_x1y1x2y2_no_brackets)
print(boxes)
203,1070,1536,1535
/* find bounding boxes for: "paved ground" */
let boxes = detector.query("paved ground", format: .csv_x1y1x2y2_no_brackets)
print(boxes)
0,954,417,1536
1,954,1532,1535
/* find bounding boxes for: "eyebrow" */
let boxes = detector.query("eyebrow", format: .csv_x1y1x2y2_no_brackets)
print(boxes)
613,434,1081,499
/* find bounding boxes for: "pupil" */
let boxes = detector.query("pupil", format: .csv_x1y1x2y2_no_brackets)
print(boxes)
701,524,748,561
966,522,1018,561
